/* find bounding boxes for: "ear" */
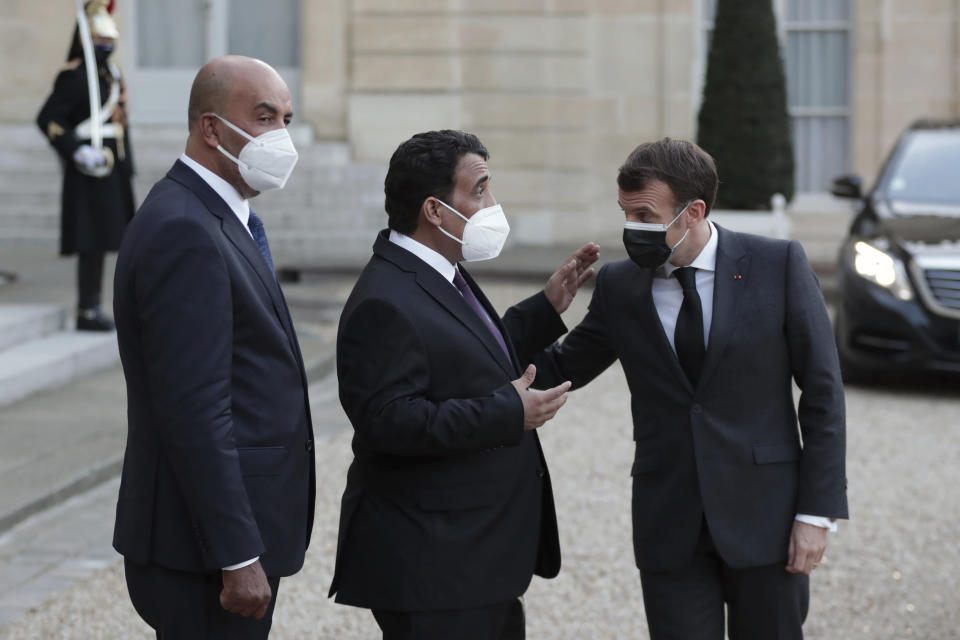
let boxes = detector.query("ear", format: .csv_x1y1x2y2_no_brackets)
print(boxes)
198,114,221,149
685,199,707,227
422,197,443,227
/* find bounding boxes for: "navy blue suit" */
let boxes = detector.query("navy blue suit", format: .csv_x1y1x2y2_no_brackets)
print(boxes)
113,160,315,636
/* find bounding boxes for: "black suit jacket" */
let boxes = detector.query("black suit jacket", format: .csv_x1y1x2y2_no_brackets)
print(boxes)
112,160,315,578
329,231,564,611
533,226,848,572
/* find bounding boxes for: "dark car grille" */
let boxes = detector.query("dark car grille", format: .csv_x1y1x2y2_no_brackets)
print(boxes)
923,268,960,310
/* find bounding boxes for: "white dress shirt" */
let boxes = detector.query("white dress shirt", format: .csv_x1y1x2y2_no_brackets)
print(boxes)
653,220,718,353
179,153,254,240
389,230,456,284
387,231,501,343
651,221,836,533
179,153,259,571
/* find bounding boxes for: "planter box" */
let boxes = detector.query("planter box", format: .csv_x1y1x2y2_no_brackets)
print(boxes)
710,194,791,240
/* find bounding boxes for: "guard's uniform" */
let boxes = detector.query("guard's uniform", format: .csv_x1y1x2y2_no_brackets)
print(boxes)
37,58,135,258
36,0,134,330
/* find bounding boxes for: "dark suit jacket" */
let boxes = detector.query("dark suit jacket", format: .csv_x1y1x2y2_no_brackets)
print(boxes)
533,225,848,572
112,160,315,578
329,230,564,611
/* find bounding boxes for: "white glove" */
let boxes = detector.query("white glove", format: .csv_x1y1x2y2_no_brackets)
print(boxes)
72,144,108,171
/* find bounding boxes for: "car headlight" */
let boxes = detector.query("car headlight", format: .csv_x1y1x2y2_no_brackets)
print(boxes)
852,240,914,301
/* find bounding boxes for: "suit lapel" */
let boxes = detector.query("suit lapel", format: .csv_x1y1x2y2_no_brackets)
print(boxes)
700,225,749,387
220,212,299,343
630,266,694,391
167,161,300,354
372,233,516,377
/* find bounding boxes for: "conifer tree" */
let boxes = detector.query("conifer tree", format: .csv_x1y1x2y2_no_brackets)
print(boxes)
697,0,794,209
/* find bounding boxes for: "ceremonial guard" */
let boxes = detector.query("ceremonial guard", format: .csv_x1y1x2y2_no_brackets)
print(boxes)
37,0,135,331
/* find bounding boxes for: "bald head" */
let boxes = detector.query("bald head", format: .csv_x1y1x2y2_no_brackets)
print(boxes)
184,55,293,198
187,55,286,132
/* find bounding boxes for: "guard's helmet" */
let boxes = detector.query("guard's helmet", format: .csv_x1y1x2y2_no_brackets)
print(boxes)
86,0,119,39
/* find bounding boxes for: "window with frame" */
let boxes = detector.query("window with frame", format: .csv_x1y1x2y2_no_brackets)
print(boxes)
699,0,852,193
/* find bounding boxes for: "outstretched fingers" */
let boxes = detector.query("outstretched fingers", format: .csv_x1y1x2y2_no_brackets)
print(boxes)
542,380,572,401
572,242,600,270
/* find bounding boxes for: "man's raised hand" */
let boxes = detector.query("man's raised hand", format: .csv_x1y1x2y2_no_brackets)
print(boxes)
544,242,600,314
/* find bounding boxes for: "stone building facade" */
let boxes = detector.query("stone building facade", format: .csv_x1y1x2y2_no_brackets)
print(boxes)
2,0,958,249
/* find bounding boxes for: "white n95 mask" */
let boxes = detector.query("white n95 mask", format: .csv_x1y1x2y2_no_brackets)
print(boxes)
435,199,511,262
214,114,299,192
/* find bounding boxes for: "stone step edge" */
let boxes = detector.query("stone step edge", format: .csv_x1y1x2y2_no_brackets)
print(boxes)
0,305,66,353
0,334,120,409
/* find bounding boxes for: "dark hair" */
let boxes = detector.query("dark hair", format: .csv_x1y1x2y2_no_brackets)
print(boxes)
384,130,489,234
617,138,719,216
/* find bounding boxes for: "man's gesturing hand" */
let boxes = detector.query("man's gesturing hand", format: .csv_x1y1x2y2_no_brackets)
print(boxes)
221,559,272,619
511,364,572,430
786,520,828,575
544,242,600,314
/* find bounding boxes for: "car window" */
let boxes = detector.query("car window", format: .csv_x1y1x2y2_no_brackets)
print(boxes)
883,130,960,208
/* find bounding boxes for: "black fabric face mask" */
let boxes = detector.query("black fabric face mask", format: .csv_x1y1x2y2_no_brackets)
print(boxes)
94,44,114,63
621,202,691,269
623,227,672,269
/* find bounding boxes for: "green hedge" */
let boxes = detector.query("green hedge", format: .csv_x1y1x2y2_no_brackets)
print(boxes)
697,0,794,209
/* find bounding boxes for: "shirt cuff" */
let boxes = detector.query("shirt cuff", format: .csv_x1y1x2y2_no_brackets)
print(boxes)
223,556,259,571
795,514,838,532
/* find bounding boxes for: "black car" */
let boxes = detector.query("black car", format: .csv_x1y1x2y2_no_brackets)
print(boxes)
831,120,960,380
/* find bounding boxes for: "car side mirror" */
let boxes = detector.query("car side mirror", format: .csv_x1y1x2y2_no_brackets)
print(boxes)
831,175,863,199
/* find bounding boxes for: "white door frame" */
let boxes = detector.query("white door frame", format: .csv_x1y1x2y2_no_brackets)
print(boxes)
124,0,300,125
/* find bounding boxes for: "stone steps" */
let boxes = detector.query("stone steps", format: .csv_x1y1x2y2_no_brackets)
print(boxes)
0,305,119,409
0,305,65,352
0,124,387,257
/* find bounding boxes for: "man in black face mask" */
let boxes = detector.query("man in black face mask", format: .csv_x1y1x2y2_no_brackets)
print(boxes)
36,0,135,331
530,138,848,640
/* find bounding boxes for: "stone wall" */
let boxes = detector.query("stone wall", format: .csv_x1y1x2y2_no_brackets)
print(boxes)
0,2,131,123
4,1,960,246
852,0,960,181
338,0,700,246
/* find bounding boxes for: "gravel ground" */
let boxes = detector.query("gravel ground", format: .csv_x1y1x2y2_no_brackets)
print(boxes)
2,281,959,639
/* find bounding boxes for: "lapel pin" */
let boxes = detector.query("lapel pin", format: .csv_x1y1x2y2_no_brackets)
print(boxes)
733,274,742,280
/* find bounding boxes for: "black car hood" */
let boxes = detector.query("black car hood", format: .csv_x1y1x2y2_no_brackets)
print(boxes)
879,207,960,247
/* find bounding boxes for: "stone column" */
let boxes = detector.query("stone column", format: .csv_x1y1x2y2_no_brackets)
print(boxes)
302,0,349,139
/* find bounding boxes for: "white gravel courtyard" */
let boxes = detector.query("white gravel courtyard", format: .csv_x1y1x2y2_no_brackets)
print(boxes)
2,282,958,639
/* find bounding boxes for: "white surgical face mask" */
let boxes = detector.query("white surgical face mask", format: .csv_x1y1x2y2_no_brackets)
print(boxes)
213,114,299,192
435,199,510,262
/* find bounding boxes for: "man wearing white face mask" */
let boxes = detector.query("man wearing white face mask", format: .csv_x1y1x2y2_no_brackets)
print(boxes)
330,130,599,639
112,56,315,639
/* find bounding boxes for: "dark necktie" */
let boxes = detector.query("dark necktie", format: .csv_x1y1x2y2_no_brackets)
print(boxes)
673,266,705,386
247,211,275,277
453,269,511,362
